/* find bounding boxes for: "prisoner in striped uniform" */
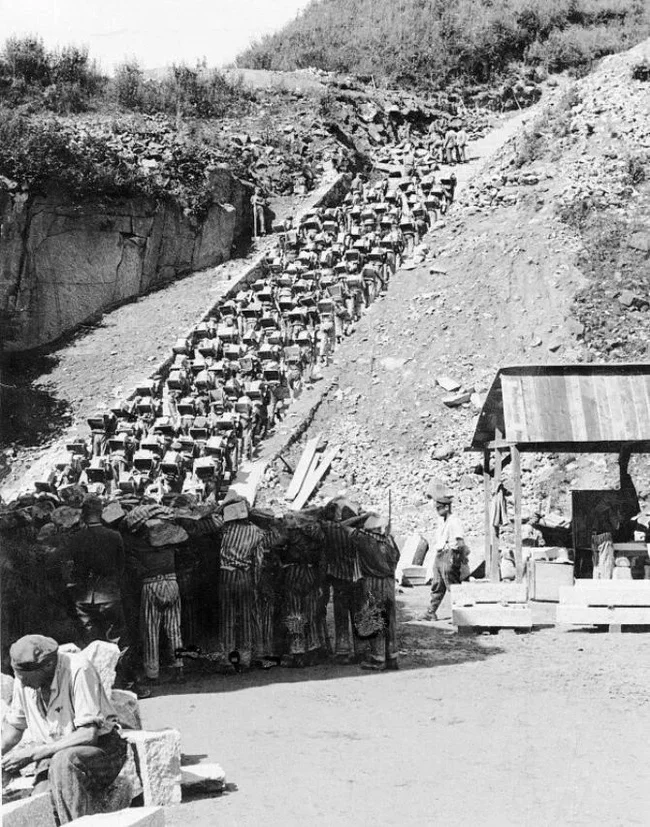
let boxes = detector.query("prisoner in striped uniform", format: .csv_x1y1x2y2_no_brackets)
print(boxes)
353,525,400,671
280,516,328,666
253,525,284,664
216,517,267,668
134,540,184,682
320,519,363,663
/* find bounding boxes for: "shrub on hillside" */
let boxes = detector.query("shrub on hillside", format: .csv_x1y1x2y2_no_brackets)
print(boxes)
237,0,650,91
114,59,145,110
0,110,229,220
0,36,104,112
110,60,253,119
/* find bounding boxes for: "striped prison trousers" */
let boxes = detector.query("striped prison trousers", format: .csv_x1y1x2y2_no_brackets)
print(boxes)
217,568,254,667
140,574,183,679
282,564,324,656
365,575,398,665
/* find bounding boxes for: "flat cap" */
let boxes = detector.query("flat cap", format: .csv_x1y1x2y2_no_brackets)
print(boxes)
10,635,58,671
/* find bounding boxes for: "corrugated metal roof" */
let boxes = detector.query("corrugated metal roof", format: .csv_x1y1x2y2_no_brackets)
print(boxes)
470,364,650,452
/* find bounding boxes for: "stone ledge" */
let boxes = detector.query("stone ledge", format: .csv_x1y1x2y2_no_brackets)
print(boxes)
2,792,56,827
70,806,165,826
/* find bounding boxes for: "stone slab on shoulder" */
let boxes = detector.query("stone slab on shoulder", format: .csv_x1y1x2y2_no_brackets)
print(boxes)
123,729,182,806
69,806,165,826
2,792,56,827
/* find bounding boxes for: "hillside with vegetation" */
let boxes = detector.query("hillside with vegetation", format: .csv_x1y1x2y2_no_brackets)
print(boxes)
238,0,650,90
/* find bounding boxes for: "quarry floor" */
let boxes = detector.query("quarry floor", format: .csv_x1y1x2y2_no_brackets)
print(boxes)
144,586,650,827
5,85,650,826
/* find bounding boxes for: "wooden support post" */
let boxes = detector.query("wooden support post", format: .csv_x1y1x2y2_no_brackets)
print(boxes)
483,449,491,575
490,428,503,582
511,444,523,584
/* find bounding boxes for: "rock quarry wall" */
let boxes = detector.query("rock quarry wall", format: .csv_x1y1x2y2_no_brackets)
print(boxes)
0,165,252,352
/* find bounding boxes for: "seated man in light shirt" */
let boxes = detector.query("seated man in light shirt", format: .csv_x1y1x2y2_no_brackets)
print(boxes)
423,494,467,621
1,635,127,824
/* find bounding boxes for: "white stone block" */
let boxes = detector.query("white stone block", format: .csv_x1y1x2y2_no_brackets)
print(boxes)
58,643,82,655
111,689,142,730
123,729,181,806
1,792,56,827
181,762,226,793
82,640,120,695
68,806,165,826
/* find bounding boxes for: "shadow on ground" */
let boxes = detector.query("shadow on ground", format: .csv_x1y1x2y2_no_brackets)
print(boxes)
0,351,73,454
144,597,504,699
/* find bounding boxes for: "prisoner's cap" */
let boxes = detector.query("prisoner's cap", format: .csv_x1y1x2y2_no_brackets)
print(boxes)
436,495,453,505
81,493,103,515
10,635,58,671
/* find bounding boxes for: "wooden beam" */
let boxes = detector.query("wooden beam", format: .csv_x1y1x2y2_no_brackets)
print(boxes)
285,433,322,501
453,606,532,629
511,445,523,583
483,449,491,575
450,583,528,605
490,428,503,582
559,583,650,607
290,446,339,511
557,606,650,625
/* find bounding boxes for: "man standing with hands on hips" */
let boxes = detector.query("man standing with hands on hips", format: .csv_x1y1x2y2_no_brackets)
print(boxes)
423,491,467,621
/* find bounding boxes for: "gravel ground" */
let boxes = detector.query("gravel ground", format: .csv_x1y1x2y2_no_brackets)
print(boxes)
141,587,650,827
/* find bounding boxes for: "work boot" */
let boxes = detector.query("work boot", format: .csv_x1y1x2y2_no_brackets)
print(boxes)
421,610,438,621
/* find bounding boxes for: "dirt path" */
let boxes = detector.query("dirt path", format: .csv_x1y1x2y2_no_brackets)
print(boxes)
0,174,337,499
142,590,650,826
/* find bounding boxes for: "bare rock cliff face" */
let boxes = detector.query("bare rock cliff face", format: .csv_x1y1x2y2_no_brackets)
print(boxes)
0,167,251,351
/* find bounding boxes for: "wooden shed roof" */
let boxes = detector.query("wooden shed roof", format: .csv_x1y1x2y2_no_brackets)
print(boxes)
469,363,650,452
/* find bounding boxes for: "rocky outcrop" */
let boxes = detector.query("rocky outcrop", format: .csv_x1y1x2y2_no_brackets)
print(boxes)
0,167,252,351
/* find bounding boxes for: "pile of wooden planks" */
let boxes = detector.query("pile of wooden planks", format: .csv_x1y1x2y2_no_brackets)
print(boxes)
284,434,339,511
451,582,532,631
557,581,650,632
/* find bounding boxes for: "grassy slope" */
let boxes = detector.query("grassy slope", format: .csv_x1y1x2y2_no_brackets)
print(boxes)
238,0,650,88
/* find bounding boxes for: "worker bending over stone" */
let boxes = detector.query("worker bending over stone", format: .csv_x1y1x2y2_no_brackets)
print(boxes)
1,635,127,824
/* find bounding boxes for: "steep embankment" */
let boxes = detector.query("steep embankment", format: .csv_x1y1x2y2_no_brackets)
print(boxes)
0,167,249,350
257,40,650,550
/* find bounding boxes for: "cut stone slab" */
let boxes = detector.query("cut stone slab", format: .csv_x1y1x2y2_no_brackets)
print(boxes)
181,762,226,793
123,729,182,806
102,502,126,525
68,806,165,826
111,689,142,730
442,391,472,407
436,375,461,392
83,640,120,696
2,792,56,827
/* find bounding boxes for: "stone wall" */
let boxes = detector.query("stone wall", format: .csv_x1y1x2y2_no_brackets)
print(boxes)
0,166,252,351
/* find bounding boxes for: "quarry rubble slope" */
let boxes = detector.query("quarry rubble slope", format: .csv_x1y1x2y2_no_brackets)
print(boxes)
258,40,650,548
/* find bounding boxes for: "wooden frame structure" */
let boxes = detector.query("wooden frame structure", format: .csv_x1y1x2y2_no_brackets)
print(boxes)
468,363,650,583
